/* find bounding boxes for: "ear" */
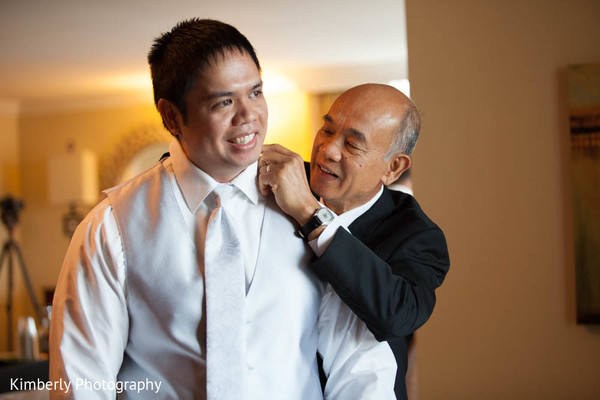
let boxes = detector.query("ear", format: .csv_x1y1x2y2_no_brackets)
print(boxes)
381,153,411,186
157,98,184,136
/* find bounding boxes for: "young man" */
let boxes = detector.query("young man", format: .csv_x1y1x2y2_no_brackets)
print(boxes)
259,83,450,400
49,20,396,399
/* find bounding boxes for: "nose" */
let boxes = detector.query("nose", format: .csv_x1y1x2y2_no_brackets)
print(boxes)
232,98,257,126
319,135,342,162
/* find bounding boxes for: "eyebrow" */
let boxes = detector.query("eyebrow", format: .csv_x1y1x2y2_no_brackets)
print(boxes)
205,81,263,101
322,114,366,142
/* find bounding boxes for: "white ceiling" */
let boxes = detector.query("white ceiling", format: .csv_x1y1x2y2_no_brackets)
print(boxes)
0,0,408,111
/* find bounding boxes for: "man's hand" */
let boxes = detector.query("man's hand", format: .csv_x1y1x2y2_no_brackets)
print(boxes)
258,144,321,227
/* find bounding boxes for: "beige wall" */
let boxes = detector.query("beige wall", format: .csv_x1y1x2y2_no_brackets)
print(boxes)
0,103,21,195
406,0,600,398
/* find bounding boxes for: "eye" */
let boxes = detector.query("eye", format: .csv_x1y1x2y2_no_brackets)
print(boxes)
213,99,233,109
319,127,334,136
250,90,263,98
346,140,363,152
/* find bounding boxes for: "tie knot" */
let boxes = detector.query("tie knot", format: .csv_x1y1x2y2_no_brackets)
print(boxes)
212,184,236,207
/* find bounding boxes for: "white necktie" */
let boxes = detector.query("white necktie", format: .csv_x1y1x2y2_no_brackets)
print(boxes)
204,184,247,399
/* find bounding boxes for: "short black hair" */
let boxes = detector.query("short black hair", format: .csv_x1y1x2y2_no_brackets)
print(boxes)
148,18,261,124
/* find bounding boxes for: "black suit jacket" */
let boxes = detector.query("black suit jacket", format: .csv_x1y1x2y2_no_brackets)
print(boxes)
311,181,450,399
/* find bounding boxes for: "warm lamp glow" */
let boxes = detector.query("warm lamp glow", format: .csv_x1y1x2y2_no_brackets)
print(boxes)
100,72,153,91
264,90,314,161
257,66,314,159
262,69,298,94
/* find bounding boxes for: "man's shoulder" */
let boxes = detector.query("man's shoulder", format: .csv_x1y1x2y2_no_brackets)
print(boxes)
342,189,448,264
364,188,442,236
383,188,425,218
104,162,166,200
101,162,171,227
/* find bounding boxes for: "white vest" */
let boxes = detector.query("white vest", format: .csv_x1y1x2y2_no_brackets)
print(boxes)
106,163,326,399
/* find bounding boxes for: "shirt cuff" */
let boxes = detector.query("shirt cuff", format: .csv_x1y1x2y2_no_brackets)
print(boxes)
308,218,347,257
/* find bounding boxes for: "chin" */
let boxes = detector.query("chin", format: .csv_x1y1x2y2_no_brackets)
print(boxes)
246,148,263,163
233,153,260,170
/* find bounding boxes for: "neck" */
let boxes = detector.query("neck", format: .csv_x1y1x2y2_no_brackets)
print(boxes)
322,185,384,215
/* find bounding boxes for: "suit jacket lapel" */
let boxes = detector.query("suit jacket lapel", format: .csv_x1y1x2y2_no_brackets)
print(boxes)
348,186,395,239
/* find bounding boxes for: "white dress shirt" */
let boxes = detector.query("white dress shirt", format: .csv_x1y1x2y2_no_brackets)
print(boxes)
49,140,396,399
168,140,263,290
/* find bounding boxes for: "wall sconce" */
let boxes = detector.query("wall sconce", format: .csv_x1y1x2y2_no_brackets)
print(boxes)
48,144,98,237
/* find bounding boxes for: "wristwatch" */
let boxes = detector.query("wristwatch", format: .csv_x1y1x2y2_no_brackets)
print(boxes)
298,207,334,239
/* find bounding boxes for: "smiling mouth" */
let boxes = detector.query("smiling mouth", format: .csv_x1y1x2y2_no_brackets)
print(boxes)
228,132,256,146
318,164,338,178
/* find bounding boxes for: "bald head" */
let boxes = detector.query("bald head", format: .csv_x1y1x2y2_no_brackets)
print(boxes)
334,84,421,159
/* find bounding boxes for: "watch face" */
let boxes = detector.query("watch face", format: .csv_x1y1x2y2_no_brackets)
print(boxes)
316,208,334,224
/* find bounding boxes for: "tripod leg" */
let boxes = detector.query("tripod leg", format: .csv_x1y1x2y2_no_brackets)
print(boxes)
11,241,42,323
0,244,9,350
0,242,14,351
0,242,8,273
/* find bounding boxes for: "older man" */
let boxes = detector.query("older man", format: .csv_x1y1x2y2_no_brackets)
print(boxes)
259,83,450,400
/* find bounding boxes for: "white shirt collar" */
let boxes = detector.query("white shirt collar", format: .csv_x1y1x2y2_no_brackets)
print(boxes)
169,139,260,213
325,185,384,228
387,183,413,196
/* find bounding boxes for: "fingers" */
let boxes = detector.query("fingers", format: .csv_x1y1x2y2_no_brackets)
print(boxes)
258,156,292,197
258,159,278,196
258,160,277,180
258,143,309,202
259,144,305,174
258,164,278,197
257,152,319,224
260,144,302,164
258,162,274,180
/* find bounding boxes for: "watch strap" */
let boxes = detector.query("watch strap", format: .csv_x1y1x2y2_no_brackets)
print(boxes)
298,215,322,239
298,207,333,239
